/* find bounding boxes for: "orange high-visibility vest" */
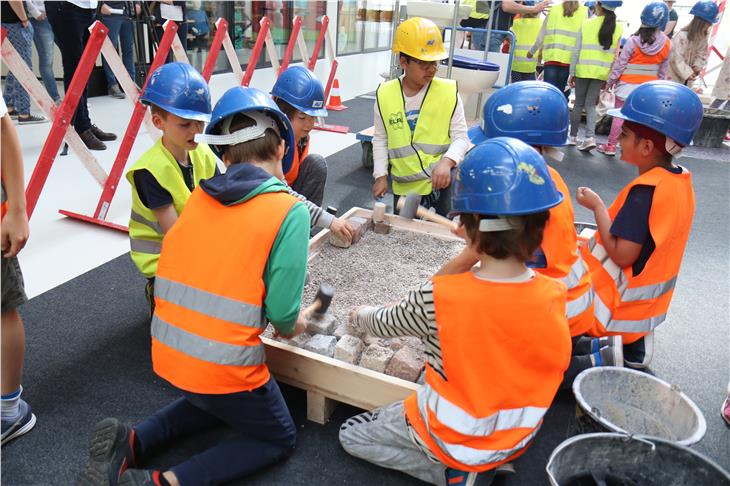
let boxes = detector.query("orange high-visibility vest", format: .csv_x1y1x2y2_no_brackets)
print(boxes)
581,167,694,344
404,272,571,472
537,167,594,336
284,139,310,186
619,36,671,84
151,188,297,394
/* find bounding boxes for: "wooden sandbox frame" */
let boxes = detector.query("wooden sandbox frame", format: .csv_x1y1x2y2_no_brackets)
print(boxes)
261,207,462,424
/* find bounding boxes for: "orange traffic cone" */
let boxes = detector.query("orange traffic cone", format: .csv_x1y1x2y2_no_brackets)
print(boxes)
326,78,347,111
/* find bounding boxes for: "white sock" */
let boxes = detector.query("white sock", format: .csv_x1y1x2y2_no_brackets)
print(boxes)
1,386,22,419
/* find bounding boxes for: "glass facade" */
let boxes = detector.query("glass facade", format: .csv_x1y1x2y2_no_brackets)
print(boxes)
336,0,395,55
184,1,330,74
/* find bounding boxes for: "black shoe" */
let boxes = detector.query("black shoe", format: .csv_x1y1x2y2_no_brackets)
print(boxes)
90,124,117,142
17,114,48,125
119,469,163,486
79,129,107,151
7,108,18,119
77,418,136,486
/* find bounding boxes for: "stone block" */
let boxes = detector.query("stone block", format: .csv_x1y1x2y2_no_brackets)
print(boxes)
334,335,365,364
358,344,394,374
306,312,337,335
349,216,371,244
287,333,312,348
363,333,388,347
386,346,425,382
373,222,391,234
333,323,350,339
304,334,337,357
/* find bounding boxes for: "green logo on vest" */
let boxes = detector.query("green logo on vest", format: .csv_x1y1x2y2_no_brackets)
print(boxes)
388,112,405,130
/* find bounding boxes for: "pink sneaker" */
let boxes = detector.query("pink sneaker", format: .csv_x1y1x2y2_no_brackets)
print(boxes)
722,394,730,427
596,143,616,156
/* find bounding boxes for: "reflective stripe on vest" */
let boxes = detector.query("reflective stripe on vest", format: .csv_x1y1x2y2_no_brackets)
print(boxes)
376,78,456,196
125,140,218,278
543,4,588,64
619,36,671,84
582,167,694,339
511,18,542,73
576,17,623,80
151,188,298,394
404,272,571,471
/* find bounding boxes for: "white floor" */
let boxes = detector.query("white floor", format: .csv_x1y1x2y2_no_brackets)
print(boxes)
14,52,388,298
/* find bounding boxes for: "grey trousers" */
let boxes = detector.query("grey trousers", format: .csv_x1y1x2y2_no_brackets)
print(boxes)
290,153,327,207
339,401,448,485
571,77,605,139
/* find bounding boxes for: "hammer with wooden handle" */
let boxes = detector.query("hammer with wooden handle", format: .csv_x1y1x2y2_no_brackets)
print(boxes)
397,193,457,231
303,282,335,318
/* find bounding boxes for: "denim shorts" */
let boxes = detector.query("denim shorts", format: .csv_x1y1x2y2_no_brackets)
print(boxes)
1,256,27,313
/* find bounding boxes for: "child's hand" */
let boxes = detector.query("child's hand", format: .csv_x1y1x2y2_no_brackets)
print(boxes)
1,208,29,258
330,218,354,244
576,187,604,211
276,313,308,339
348,305,367,326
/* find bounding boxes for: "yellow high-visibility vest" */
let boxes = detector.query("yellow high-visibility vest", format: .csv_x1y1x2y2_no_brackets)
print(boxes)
543,3,588,64
376,78,456,196
575,16,623,80
511,17,543,73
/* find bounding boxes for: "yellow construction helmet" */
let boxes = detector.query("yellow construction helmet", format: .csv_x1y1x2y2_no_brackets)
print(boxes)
392,17,448,62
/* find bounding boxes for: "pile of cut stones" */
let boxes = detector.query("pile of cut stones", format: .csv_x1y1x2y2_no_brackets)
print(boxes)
263,213,464,383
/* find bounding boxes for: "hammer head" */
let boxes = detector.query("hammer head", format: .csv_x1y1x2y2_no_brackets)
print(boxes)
398,193,422,220
314,282,335,314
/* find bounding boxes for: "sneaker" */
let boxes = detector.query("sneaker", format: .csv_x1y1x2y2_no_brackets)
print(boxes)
624,332,653,369
577,138,597,152
592,344,623,367
567,136,578,146
596,143,616,156
108,85,126,99
1,399,36,446
119,469,164,486
79,129,107,151
6,107,18,119
17,114,48,125
77,418,136,486
90,124,117,142
722,391,730,427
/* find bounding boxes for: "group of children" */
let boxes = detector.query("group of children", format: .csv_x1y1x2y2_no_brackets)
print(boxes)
61,12,706,486
508,0,719,156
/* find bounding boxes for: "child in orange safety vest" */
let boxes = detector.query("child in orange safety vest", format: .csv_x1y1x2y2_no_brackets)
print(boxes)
340,138,571,486
77,87,311,486
568,80,703,375
597,1,671,156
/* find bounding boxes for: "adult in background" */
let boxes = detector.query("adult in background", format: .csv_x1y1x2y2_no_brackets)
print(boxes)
667,0,719,87
472,0,552,53
46,1,118,150
26,0,62,105
99,2,139,99
151,1,187,53
1,0,46,124
663,0,678,38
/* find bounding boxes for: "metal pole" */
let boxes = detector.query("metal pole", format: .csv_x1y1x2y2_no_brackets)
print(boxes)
475,0,498,120
388,0,401,80
445,0,460,79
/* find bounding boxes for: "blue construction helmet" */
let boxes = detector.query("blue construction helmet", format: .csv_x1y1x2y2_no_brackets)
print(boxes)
197,87,295,173
468,81,569,147
585,1,596,7
690,0,720,24
450,137,563,218
271,66,328,117
607,80,703,146
640,1,670,29
597,0,623,11
140,62,211,122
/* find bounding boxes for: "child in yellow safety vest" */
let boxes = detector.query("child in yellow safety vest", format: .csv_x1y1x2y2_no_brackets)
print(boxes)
372,17,469,217
510,4,543,83
78,86,311,486
568,0,623,152
568,81,703,376
597,1,671,156
340,137,571,486
528,1,588,97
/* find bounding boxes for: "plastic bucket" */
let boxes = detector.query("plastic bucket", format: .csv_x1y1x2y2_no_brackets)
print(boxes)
546,433,730,486
573,367,706,446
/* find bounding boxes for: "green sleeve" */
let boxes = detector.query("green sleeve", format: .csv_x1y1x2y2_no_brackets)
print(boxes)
263,201,311,334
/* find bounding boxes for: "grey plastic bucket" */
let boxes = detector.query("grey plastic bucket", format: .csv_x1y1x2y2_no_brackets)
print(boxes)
546,433,730,486
573,367,706,446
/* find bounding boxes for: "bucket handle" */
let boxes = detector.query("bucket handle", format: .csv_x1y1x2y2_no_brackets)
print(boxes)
620,433,657,451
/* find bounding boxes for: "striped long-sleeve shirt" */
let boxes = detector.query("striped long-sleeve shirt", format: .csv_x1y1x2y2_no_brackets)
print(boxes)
354,280,446,380
286,186,334,230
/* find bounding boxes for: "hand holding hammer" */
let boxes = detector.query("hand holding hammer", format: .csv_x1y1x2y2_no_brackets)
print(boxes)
397,193,457,231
